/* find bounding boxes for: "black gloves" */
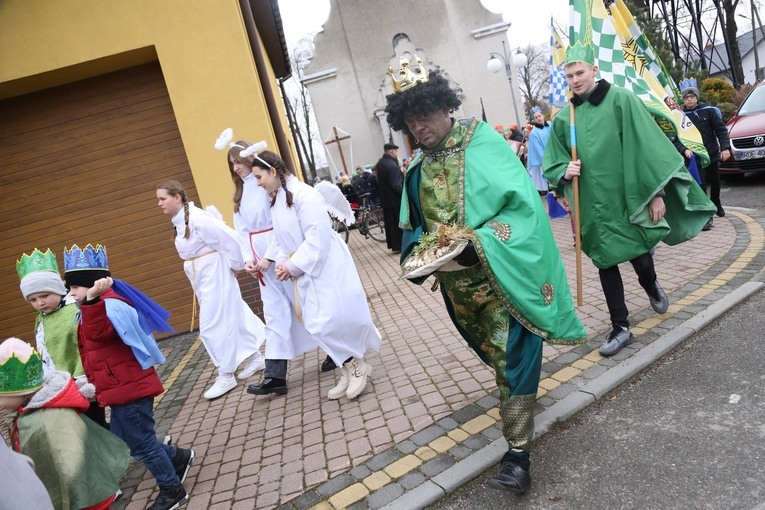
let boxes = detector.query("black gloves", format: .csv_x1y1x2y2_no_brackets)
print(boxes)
454,242,479,267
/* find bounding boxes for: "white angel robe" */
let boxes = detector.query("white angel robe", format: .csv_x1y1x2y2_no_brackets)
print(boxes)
172,202,265,374
234,173,318,360
265,176,382,366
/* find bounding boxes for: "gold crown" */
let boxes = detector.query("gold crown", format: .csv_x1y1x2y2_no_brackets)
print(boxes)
388,55,429,93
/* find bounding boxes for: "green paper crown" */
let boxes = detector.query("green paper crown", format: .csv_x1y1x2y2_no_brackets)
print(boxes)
565,41,595,66
16,248,60,281
0,351,43,396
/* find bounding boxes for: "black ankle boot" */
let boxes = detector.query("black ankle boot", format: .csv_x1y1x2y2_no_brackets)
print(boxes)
321,355,337,372
247,377,287,395
487,452,531,493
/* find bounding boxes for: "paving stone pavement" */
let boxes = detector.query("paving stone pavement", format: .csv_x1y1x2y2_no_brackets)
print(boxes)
112,205,765,510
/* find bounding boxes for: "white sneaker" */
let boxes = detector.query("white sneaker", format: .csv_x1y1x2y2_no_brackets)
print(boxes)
345,358,372,400
237,355,266,380
203,375,237,399
327,367,349,400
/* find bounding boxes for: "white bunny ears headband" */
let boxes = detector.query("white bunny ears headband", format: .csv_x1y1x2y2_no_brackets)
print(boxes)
214,128,271,168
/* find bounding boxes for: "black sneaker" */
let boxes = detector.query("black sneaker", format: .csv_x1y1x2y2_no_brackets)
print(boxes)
646,280,669,314
247,377,288,395
715,203,725,217
487,453,531,493
171,448,195,485
148,484,188,510
702,218,713,231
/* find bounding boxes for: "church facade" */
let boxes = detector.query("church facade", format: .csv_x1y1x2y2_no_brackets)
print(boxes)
303,0,525,170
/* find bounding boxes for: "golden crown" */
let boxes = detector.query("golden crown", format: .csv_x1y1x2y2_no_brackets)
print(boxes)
388,55,429,93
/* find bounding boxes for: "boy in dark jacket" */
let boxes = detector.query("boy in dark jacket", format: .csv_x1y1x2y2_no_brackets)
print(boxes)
64,244,195,510
674,78,731,230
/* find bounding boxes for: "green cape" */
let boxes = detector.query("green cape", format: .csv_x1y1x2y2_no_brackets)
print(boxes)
400,119,586,344
15,409,130,509
543,83,715,269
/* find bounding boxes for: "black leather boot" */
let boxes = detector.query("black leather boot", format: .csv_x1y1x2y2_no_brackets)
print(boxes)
247,377,287,395
487,452,531,493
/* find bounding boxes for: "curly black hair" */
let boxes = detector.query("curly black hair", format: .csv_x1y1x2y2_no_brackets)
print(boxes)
384,70,462,132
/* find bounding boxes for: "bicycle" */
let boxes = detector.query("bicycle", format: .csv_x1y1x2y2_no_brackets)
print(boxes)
353,193,385,243
329,212,350,243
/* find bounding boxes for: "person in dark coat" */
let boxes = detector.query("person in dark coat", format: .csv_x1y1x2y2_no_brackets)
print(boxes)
375,143,404,253
356,168,380,206
673,78,731,230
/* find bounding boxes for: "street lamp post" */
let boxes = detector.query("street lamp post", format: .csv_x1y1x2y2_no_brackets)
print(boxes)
487,40,527,127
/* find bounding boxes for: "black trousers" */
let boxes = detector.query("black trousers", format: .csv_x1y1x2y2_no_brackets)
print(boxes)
85,400,109,429
264,359,288,379
700,160,721,206
598,251,656,329
382,207,403,251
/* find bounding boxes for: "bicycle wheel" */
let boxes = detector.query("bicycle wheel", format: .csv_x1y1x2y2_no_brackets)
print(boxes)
330,214,350,243
364,207,386,243
337,220,349,243
357,212,369,236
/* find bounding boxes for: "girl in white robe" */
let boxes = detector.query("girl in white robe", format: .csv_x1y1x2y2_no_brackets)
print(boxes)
251,149,382,400
226,140,319,396
156,180,266,400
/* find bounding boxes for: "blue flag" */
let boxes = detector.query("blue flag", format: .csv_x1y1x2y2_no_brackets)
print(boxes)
547,193,568,219
687,156,702,185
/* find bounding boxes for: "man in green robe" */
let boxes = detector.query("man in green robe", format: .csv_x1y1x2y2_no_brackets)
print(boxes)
542,43,714,357
385,58,586,493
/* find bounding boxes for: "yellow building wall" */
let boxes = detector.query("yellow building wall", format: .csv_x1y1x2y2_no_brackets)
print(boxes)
0,0,285,221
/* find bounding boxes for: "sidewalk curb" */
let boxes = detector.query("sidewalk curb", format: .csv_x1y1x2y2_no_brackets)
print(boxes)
388,281,764,510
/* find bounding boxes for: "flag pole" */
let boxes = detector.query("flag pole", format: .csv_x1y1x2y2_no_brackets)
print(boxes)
570,104,583,306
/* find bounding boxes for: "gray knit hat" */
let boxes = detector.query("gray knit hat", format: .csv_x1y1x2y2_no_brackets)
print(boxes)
20,272,67,301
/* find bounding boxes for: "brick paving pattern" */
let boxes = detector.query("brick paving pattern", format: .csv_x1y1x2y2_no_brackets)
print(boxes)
111,205,765,510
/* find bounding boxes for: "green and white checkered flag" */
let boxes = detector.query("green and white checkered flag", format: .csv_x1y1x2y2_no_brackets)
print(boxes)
569,0,709,165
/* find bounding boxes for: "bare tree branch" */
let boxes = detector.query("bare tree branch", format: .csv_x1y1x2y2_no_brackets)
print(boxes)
284,38,323,178
516,43,551,119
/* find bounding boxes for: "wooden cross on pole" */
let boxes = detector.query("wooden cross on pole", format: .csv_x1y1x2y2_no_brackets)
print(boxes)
325,127,351,175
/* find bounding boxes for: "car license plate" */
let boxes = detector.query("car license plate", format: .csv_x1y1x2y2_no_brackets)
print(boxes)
738,148,765,160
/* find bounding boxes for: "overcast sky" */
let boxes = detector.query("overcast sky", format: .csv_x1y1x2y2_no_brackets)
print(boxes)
276,0,569,51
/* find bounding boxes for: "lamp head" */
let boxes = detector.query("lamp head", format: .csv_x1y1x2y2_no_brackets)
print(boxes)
486,56,503,74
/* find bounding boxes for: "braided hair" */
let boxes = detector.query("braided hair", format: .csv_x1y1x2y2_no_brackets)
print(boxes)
252,151,295,208
156,180,190,239
227,140,255,213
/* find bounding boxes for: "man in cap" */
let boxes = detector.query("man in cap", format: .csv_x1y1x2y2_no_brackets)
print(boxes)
385,57,586,493
674,78,731,230
375,142,404,253
543,39,715,357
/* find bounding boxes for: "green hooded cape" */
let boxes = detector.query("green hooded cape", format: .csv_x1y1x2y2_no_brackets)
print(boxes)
543,81,715,269
400,119,586,344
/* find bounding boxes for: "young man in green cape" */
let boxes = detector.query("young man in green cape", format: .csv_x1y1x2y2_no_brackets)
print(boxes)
542,42,715,357
385,57,587,493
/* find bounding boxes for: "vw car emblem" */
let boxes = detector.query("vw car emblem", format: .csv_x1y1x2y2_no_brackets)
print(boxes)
755,136,765,146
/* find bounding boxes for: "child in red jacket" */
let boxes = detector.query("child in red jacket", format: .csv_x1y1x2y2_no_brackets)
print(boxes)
64,244,194,510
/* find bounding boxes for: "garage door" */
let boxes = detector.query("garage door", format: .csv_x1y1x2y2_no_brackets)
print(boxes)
0,63,199,343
